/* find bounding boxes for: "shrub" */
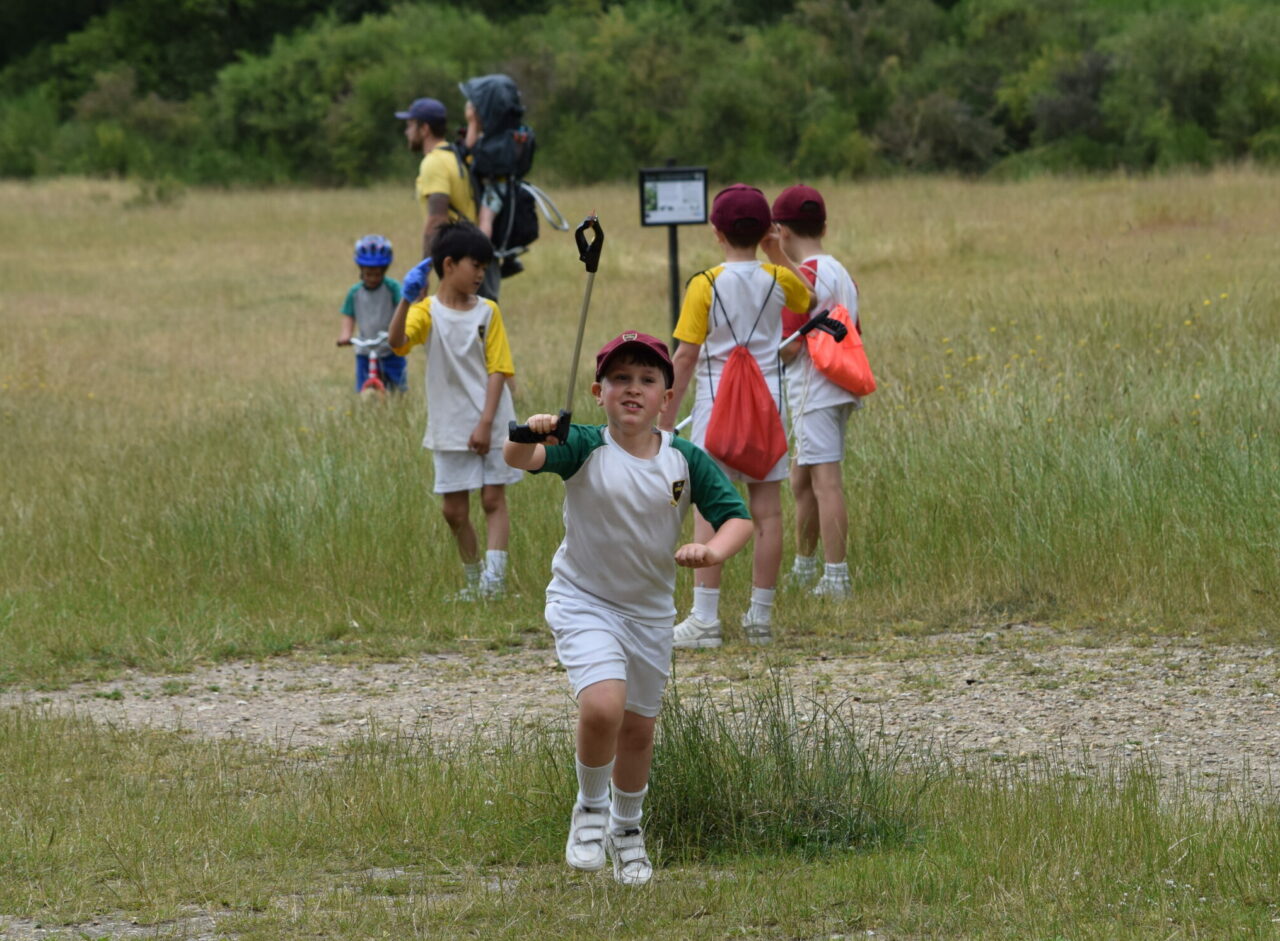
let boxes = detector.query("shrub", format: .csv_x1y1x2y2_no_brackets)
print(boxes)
0,88,59,178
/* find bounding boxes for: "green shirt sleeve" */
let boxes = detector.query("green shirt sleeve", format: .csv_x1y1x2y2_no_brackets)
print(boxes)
340,284,359,317
385,277,402,306
534,424,606,479
671,436,750,529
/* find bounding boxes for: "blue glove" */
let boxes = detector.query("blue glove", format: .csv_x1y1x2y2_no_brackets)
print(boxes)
402,257,432,303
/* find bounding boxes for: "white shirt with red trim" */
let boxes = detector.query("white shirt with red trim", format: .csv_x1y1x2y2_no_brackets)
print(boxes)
783,254,860,416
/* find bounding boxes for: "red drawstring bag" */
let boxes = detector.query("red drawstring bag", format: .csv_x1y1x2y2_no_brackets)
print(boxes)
702,270,788,479
808,303,876,397
705,346,789,479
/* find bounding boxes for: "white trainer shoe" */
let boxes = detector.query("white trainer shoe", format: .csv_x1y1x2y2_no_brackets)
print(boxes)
565,805,608,871
810,575,852,600
672,614,722,649
740,612,773,646
606,827,653,886
478,574,506,599
785,561,820,588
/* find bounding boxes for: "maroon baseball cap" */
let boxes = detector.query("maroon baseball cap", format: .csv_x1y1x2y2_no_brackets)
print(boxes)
710,183,771,242
772,184,826,225
595,331,674,387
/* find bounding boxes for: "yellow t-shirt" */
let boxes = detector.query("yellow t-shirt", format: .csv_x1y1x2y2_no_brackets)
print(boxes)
415,143,478,223
673,262,811,346
394,295,516,452
393,296,514,375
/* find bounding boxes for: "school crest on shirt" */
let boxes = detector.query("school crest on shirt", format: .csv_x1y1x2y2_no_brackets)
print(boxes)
477,324,487,341
670,479,686,506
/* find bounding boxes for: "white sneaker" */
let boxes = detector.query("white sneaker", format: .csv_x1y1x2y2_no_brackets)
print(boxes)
785,562,820,588
478,574,506,599
606,827,653,886
565,805,608,871
672,614,722,649
740,612,773,646
810,575,852,599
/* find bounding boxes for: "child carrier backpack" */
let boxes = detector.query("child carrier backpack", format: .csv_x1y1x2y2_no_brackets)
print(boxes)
702,271,789,480
458,73,550,265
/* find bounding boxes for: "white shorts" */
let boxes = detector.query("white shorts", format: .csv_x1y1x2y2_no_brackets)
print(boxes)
791,402,854,466
545,596,671,718
690,403,789,483
432,449,523,494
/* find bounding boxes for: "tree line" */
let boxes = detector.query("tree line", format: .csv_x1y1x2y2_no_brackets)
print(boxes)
1,0,1277,184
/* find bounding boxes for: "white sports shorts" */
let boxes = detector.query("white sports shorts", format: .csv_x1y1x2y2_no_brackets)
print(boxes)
432,449,522,494
545,596,671,718
791,402,854,466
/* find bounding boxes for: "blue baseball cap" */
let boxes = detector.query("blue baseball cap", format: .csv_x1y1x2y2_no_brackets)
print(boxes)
395,98,447,123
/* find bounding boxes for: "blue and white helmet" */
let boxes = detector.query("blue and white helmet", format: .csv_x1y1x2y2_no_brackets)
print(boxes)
354,234,393,267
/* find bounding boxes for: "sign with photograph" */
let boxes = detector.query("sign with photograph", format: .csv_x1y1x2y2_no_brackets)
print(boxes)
639,166,708,227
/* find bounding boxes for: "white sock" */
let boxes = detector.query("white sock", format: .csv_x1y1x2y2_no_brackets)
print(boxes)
823,562,850,581
692,587,720,623
463,561,483,588
791,555,818,577
609,783,648,833
575,757,613,809
748,586,776,625
484,549,508,580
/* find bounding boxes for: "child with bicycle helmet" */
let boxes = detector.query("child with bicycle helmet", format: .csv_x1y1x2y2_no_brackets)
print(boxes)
337,234,406,392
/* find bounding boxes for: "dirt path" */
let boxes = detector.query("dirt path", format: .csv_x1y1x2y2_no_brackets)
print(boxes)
5,625,1278,797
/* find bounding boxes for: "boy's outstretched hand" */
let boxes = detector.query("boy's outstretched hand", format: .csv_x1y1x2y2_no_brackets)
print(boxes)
675,517,753,570
519,413,564,444
675,542,725,568
503,412,559,473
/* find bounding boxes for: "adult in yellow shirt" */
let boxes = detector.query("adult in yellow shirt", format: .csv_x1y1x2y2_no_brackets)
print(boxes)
396,97,501,301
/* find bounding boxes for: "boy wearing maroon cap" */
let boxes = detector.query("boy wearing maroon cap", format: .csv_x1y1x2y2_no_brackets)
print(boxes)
505,331,752,886
658,183,815,648
774,184,860,599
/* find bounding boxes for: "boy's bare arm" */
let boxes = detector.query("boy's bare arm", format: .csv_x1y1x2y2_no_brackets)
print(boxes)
387,298,410,350
675,516,753,568
761,225,817,312
336,315,355,345
469,371,508,455
423,193,451,258
659,341,700,430
503,412,558,471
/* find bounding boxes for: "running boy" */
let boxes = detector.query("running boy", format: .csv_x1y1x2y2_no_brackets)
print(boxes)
336,235,406,392
389,222,520,598
658,184,815,648
504,332,752,886
774,184,859,599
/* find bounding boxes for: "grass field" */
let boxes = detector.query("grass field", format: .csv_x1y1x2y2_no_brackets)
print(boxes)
2,169,1278,683
1,170,1279,938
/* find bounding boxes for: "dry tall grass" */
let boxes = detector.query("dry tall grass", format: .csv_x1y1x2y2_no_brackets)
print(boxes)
2,169,1277,681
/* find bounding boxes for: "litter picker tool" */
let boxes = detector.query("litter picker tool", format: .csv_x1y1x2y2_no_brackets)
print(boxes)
508,214,605,444
778,309,847,350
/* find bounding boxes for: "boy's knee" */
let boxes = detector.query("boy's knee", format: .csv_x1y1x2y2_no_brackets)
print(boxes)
617,718,655,752
579,700,624,737
440,497,469,529
480,486,506,515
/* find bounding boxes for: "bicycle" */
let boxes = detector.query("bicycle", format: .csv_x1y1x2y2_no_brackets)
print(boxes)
338,330,392,400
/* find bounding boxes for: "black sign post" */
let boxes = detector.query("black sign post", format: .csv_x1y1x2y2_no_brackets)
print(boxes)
639,164,708,332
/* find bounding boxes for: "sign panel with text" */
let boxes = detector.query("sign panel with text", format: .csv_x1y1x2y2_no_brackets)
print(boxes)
639,167,708,227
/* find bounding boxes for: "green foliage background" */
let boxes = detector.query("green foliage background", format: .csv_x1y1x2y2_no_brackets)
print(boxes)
2,0,1280,183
